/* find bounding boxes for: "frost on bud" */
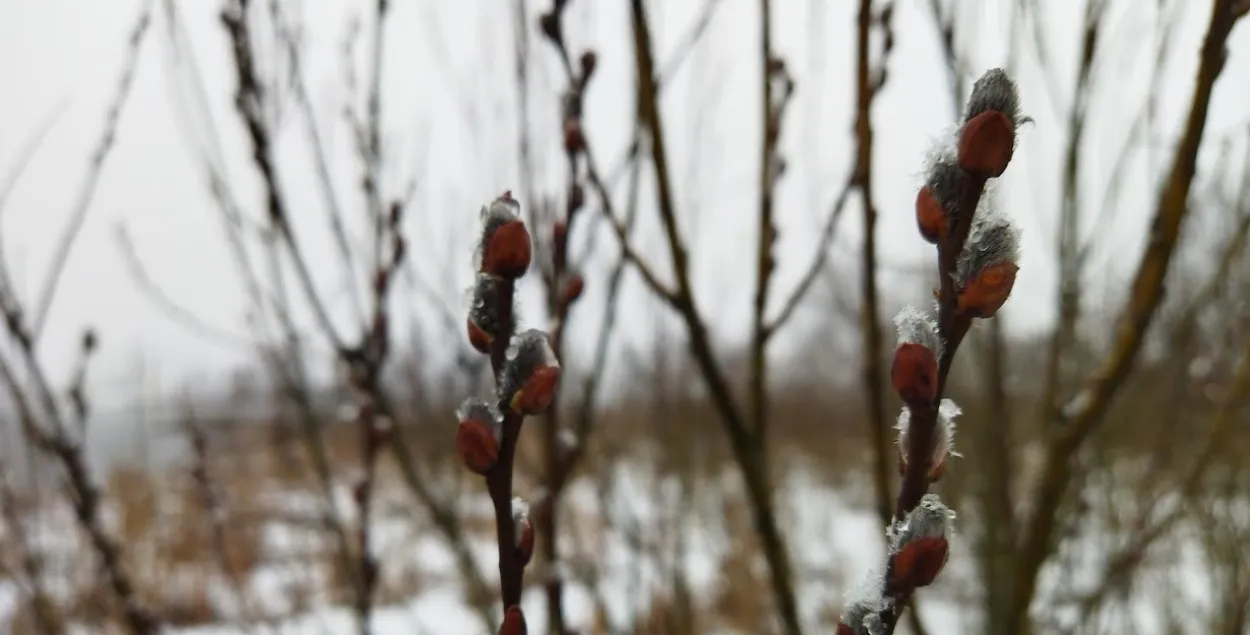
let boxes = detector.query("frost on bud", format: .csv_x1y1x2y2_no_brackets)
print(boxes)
954,204,1021,319
964,68,1023,126
892,307,942,405
836,601,874,635
456,398,502,475
500,329,561,415
499,605,527,635
837,571,885,635
887,494,954,593
916,146,962,244
479,192,532,278
896,399,962,481
959,69,1024,179
512,496,534,566
467,274,514,354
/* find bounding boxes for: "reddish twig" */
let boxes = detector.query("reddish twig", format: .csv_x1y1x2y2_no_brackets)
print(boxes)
458,192,561,633
839,67,1028,635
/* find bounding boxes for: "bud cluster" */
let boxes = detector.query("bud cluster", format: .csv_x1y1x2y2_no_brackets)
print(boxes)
455,192,562,630
855,67,1027,632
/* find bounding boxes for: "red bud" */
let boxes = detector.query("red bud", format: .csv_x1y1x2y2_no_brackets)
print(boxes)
456,418,499,475
467,319,494,354
915,186,945,244
958,110,1015,178
516,516,534,566
500,605,527,635
482,220,532,279
510,365,561,415
889,536,949,592
958,261,1018,318
891,343,938,405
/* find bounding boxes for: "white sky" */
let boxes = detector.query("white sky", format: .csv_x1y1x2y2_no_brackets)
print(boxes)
0,0,1247,424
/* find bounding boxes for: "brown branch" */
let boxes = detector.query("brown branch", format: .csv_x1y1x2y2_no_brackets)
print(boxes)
0,331,160,635
112,223,254,348
534,3,593,630
31,0,152,338
222,0,347,352
627,2,802,633
1039,0,1104,425
762,173,853,339
1010,3,1246,632
1067,326,1250,623
749,0,784,441
270,0,367,326
854,0,895,528
181,413,259,631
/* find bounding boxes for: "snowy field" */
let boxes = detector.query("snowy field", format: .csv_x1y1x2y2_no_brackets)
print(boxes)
0,456,1237,635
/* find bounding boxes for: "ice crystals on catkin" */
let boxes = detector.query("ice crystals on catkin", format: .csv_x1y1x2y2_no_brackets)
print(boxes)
500,329,561,415
896,399,962,481
953,200,1021,318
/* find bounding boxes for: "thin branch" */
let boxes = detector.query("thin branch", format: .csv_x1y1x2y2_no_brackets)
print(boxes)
32,1,153,337
222,0,348,351
112,223,254,348
762,173,852,338
627,2,803,633
1011,3,1247,631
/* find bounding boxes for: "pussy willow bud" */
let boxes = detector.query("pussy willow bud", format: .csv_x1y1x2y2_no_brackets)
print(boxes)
456,398,502,475
887,494,955,593
837,600,875,635
896,399,962,482
478,193,531,278
964,68,1023,125
467,274,514,354
915,147,962,244
954,202,1021,318
959,68,1025,178
500,330,561,415
837,570,886,635
891,307,943,405
499,605,527,635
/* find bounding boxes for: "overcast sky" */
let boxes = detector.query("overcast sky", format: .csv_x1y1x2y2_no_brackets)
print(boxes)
0,0,1247,424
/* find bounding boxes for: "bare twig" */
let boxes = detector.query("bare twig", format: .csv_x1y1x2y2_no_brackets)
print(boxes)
624,2,804,632
32,1,153,337
0,327,160,634
1010,4,1247,632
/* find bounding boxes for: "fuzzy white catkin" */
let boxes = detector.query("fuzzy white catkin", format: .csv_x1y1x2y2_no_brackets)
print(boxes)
965,68,1024,125
922,135,963,213
892,494,956,552
839,569,885,635
894,305,944,359
896,399,962,467
954,200,1021,288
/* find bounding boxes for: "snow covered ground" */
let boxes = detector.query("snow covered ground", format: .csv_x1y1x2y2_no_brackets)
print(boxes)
0,456,1234,635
